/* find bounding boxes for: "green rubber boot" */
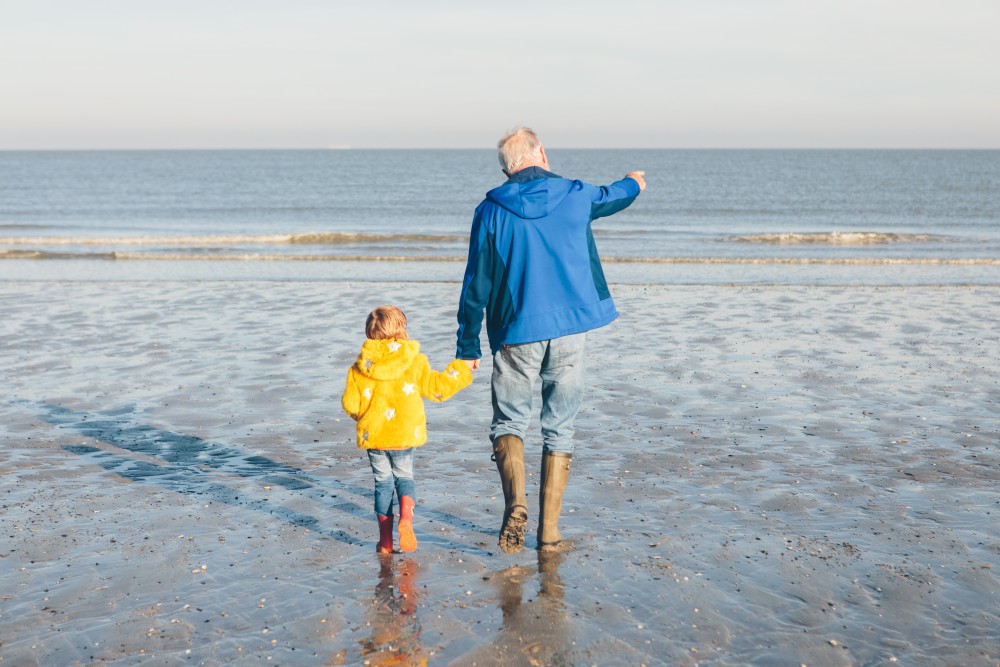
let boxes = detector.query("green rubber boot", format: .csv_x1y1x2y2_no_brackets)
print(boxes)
492,434,528,554
537,451,572,551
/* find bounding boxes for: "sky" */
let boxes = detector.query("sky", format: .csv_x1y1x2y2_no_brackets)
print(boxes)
2,0,998,149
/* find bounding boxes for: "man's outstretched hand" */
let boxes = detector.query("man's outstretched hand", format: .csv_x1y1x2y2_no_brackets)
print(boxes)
462,359,481,370
626,170,646,192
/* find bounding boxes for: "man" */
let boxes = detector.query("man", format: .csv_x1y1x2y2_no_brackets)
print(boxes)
456,127,646,553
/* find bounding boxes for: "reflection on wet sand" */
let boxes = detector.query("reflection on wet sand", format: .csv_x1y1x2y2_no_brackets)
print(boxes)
463,552,575,666
357,556,427,667
5,282,997,665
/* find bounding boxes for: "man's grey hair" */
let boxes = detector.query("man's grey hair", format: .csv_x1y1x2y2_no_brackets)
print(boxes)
497,126,543,173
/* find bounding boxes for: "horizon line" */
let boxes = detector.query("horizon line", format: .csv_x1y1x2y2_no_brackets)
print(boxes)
2,146,998,152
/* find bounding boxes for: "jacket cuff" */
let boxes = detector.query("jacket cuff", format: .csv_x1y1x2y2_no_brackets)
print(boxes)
456,341,481,359
619,177,642,197
447,359,474,386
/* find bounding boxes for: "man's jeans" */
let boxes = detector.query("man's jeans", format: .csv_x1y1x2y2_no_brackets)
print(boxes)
491,332,587,455
367,448,415,517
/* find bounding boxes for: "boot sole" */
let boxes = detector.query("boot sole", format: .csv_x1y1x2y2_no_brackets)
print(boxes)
499,513,528,554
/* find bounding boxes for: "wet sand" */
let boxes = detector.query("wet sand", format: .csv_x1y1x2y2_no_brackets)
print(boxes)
1,281,998,666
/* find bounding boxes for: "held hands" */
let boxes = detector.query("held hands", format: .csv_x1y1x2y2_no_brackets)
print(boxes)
462,359,481,371
626,170,646,192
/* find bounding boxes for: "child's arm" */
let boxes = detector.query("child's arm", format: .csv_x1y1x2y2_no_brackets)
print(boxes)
341,368,362,420
417,356,473,402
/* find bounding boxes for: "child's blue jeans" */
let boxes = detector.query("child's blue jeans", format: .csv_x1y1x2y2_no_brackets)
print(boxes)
367,448,415,517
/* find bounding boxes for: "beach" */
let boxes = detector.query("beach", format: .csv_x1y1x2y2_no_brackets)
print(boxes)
1,280,998,666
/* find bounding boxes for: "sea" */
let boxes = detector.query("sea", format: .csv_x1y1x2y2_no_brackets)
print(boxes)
1,149,998,285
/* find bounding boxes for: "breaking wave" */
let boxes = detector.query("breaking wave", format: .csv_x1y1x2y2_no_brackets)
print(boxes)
3,249,998,265
729,232,950,245
0,232,465,247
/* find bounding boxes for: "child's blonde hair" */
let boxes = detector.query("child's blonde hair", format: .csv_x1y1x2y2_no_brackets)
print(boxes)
366,305,408,340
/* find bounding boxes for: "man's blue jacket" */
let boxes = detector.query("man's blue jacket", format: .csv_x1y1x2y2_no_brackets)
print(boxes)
456,166,641,359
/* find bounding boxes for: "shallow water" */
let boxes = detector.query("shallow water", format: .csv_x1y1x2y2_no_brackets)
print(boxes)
1,281,998,665
3,149,999,286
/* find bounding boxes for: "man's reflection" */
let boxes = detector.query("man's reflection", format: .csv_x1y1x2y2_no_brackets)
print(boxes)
465,551,574,665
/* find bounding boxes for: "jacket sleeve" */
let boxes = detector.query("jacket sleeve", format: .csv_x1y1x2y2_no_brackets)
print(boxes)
417,356,473,402
589,177,641,220
341,368,361,420
456,205,493,359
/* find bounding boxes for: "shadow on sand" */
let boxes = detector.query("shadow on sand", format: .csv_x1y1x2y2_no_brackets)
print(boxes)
33,402,494,554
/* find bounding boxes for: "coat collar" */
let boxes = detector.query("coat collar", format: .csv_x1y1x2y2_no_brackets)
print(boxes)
505,166,561,184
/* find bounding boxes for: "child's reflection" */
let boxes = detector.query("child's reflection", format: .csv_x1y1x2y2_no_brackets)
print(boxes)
358,556,427,667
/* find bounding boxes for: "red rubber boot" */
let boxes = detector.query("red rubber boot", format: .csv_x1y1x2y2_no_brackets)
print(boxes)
376,514,394,554
398,496,418,553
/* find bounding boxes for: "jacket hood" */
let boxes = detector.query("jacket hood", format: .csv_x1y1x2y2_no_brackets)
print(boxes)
354,338,420,381
485,167,574,220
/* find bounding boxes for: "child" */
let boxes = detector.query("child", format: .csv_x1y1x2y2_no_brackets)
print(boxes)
342,305,473,553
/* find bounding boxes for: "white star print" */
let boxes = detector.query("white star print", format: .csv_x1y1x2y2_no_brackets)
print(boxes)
448,369,459,379
364,359,373,370
363,387,372,398
384,408,395,421
388,341,401,352
414,427,420,438
362,431,369,441
402,383,415,395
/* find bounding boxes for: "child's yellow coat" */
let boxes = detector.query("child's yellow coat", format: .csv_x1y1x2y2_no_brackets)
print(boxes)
341,338,472,450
